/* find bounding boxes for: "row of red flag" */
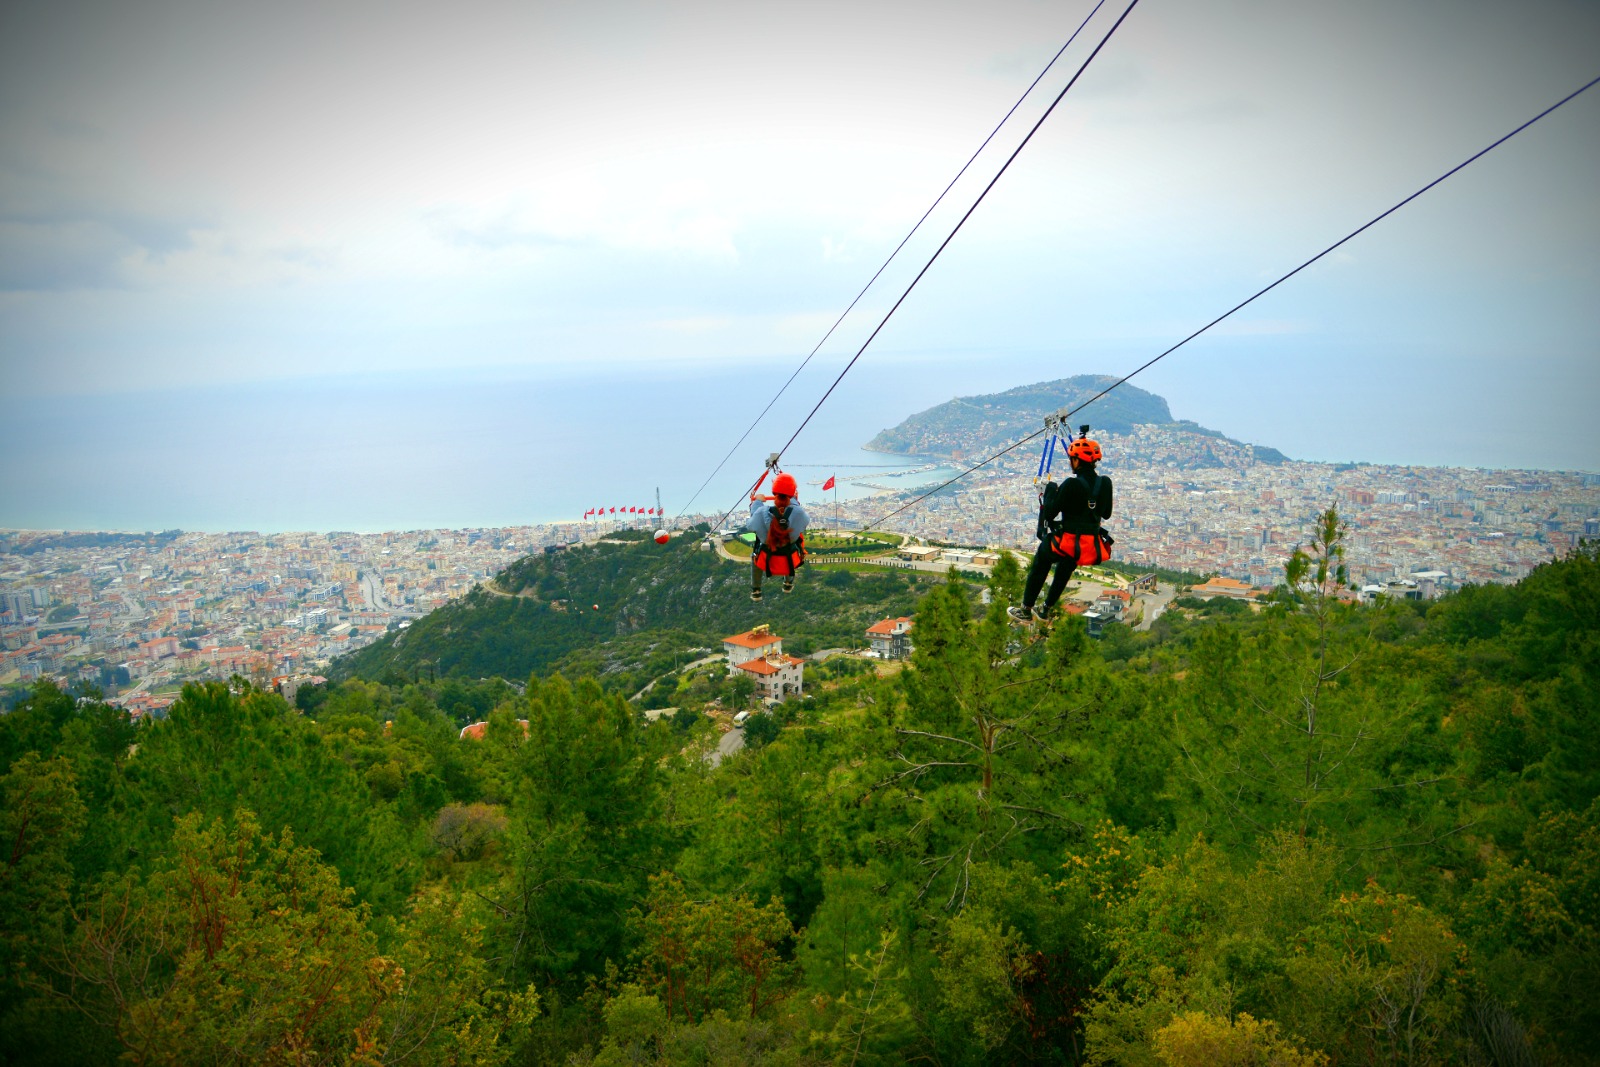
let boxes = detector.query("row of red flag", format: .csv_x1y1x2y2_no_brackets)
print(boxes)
582,472,836,521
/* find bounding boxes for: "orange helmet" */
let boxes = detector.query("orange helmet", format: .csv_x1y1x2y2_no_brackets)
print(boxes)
1067,437,1102,464
772,472,798,497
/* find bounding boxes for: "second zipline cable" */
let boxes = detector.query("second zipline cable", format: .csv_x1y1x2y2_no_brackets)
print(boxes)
867,70,1600,531
712,0,1144,532
670,0,1111,526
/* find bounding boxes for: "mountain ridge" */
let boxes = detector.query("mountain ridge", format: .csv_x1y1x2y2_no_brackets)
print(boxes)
867,374,1288,464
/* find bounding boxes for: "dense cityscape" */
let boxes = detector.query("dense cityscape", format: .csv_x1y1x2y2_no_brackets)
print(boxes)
833,423,1600,591
0,528,574,715
3,423,1595,713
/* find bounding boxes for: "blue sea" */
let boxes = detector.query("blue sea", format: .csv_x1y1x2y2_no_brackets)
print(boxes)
6,348,1593,533
2,359,982,533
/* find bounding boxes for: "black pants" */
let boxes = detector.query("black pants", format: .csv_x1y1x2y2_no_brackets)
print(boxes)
1023,539,1076,609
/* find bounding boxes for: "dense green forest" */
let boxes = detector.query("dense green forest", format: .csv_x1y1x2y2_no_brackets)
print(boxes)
3,519,1596,1065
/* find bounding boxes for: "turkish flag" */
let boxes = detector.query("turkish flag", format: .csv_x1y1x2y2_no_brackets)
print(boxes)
822,476,836,491
610,507,616,514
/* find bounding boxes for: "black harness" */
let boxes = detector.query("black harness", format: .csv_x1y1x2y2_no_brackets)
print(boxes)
1038,472,1115,555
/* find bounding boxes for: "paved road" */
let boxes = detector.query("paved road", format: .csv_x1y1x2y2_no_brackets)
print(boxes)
631,653,722,701
705,726,744,768
1134,584,1178,631
360,569,423,618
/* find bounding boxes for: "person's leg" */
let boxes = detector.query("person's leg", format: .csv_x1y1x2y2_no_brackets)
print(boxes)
784,537,803,590
1021,541,1055,608
751,558,764,600
1043,560,1077,610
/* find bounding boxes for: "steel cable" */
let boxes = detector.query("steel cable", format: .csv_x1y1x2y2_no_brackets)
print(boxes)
866,72,1600,532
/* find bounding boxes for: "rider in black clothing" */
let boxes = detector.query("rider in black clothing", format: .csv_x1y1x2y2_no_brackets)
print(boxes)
1009,434,1113,623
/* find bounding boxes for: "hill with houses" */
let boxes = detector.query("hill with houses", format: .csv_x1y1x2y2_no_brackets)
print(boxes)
867,373,1289,468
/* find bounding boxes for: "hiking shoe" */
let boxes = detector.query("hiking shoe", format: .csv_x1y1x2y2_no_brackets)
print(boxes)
1033,605,1054,623
751,589,762,602
782,577,795,593
1007,606,1033,624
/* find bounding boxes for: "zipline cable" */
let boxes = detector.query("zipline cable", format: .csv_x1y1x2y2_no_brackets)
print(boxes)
712,0,1143,532
669,0,1110,526
866,71,1600,532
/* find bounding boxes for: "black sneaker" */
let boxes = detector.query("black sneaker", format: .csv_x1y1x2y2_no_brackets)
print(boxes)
782,577,795,593
751,589,762,602
1007,606,1033,624
1033,604,1054,623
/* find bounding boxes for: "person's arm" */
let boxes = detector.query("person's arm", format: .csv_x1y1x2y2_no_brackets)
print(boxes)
1099,477,1114,521
1036,481,1060,539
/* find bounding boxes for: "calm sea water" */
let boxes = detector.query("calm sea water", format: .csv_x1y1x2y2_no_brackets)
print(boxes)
2,361,973,532
6,350,1591,533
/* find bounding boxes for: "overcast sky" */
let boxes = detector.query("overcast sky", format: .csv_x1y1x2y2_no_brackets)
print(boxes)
2,0,1597,470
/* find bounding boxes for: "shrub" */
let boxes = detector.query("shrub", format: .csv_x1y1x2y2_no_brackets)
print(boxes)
430,803,509,861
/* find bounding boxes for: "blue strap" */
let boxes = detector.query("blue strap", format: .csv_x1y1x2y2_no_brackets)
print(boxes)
1044,434,1058,476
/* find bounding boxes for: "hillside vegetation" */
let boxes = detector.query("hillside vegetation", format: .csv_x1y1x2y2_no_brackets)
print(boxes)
2,521,1596,1065
335,527,940,692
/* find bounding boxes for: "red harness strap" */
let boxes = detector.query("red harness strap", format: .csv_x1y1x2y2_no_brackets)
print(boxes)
1050,530,1110,566
754,505,807,576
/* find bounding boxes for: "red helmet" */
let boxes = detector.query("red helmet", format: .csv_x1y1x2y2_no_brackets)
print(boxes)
772,472,798,497
1067,437,1102,464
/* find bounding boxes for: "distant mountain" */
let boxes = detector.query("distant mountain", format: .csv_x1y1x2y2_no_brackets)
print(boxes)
867,374,1287,465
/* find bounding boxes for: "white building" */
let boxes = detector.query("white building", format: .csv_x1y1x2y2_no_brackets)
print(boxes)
723,624,804,701
733,652,805,701
723,624,784,668
866,616,915,660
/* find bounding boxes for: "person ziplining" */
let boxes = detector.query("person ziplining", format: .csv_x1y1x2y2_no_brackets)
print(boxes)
1009,425,1114,624
747,470,810,601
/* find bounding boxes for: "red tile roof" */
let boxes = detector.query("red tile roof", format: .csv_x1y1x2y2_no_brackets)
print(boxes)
724,629,782,649
459,719,530,740
734,654,804,676
866,616,914,636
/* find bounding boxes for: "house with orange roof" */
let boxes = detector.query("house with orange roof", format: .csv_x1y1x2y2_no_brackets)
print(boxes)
459,719,531,741
722,623,805,699
732,651,805,702
865,616,915,660
723,624,784,669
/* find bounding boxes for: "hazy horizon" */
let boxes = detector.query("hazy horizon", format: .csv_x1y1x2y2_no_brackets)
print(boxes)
3,0,1597,524
3,358,1594,534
